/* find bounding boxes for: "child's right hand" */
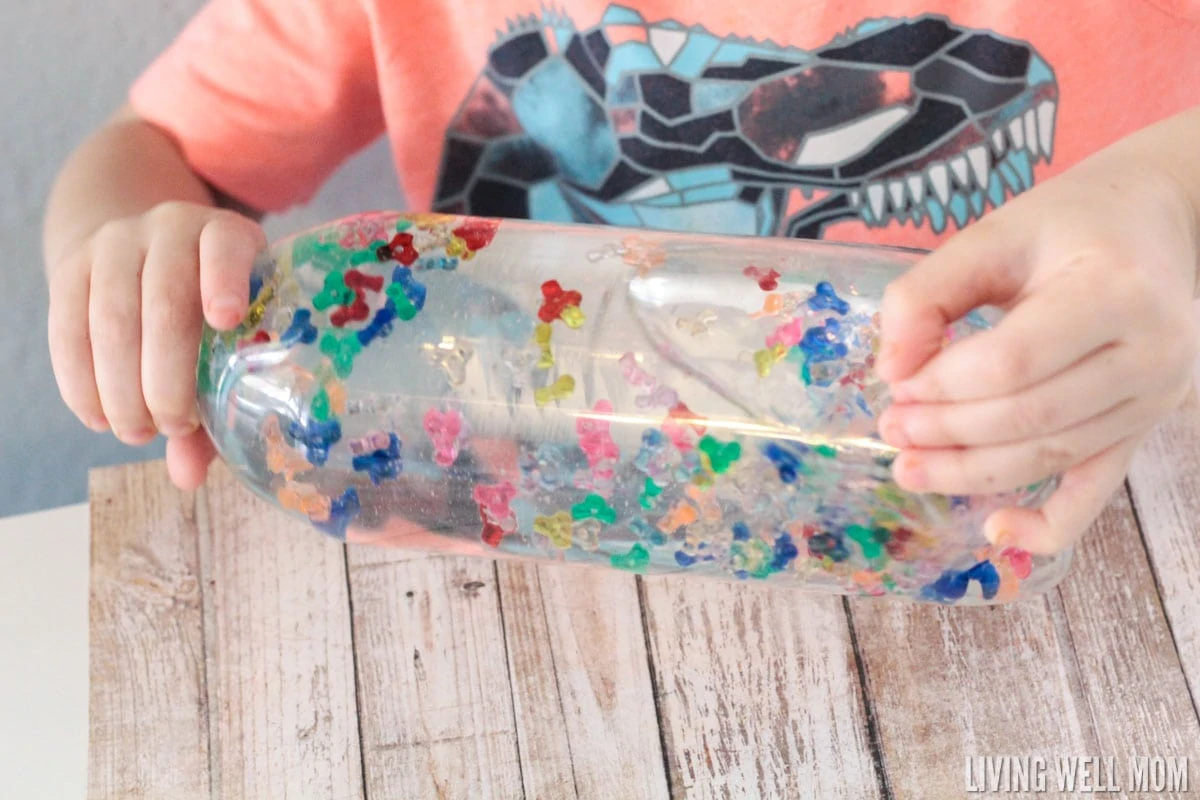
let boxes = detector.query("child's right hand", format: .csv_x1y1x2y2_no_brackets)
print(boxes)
47,201,266,489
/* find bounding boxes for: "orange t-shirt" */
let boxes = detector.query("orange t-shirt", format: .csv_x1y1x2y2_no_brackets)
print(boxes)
130,0,1200,248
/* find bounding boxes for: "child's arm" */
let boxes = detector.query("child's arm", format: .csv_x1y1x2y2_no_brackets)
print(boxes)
43,104,266,489
876,104,1200,555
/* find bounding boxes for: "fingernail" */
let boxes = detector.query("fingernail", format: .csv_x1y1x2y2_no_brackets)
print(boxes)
984,524,1013,547
160,419,198,438
881,419,910,448
896,455,927,490
207,297,244,324
118,427,157,445
87,416,110,433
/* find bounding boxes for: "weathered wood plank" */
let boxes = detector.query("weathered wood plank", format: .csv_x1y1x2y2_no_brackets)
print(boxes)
88,463,210,800
848,560,1100,796
496,563,669,799
346,547,523,799
1055,487,1200,773
1128,384,1200,722
641,578,882,799
199,463,364,799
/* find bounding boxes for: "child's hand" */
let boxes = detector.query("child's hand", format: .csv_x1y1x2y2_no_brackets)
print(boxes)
47,202,265,490
875,155,1198,555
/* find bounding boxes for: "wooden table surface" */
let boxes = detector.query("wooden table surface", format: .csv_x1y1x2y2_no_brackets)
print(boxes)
89,393,1200,799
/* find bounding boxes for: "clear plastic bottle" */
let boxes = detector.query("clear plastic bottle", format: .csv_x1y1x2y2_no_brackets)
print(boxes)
198,211,1070,604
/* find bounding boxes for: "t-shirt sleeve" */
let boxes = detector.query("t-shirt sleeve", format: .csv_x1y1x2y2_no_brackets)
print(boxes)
129,0,385,213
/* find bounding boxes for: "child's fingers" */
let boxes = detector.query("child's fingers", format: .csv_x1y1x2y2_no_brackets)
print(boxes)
983,436,1140,555
891,396,1151,495
47,256,108,431
165,427,216,491
880,342,1134,448
877,216,1033,383
198,212,265,330
141,226,204,437
88,230,155,444
888,270,1123,404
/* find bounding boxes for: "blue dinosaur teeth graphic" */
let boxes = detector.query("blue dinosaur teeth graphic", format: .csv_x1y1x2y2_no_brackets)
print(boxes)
434,7,1059,239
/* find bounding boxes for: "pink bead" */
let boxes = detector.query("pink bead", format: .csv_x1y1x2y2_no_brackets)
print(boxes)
766,318,805,349
618,352,656,387
473,480,516,524
423,408,465,468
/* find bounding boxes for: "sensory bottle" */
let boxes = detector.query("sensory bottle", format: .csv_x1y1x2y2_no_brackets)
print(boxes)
198,211,1070,604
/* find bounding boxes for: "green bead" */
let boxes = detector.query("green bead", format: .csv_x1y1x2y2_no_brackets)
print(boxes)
312,271,353,311
698,435,741,473
611,543,650,572
311,389,331,421
571,493,617,524
386,283,419,320
319,332,361,379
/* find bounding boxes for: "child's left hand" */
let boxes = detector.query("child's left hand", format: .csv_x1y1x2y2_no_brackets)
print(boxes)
875,151,1198,555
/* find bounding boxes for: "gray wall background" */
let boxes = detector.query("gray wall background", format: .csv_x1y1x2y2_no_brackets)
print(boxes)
2,1,401,516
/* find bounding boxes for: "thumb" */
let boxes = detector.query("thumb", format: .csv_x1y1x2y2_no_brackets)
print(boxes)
166,427,218,491
198,211,268,331
876,217,1033,383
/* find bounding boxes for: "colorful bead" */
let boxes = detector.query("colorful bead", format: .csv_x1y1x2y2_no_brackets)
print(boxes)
473,481,517,523
698,435,741,474
319,331,362,379
311,271,354,311
537,280,583,324
351,433,402,484
312,488,360,540
423,408,464,468
280,309,317,346
808,281,850,314
571,493,617,524
534,511,574,548
743,265,781,291
535,375,575,407
534,323,555,369
639,477,662,509
286,418,341,467
611,543,651,572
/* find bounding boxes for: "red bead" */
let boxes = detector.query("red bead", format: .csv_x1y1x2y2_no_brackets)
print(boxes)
344,269,384,293
480,507,505,548
453,219,500,252
386,233,419,266
330,292,369,327
537,279,583,323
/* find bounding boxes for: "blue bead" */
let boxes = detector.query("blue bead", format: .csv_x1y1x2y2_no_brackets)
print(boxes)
281,309,318,346
390,266,427,310
357,300,398,346
313,487,360,540
923,569,970,602
807,281,850,315
966,560,1001,600
732,522,751,541
287,418,342,466
674,550,697,567
763,442,805,483
351,433,403,484
770,532,799,570
799,319,849,363
808,532,849,562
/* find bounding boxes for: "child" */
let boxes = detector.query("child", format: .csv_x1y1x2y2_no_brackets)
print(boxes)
42,0,1200,555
